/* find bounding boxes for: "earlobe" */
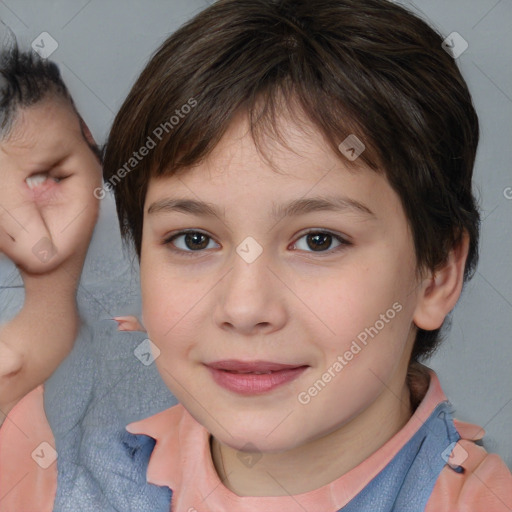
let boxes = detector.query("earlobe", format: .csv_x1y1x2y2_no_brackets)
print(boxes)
413,233,470,331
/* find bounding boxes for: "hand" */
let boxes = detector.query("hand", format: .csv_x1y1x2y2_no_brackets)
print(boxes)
0,184,59,274
113,316,146,332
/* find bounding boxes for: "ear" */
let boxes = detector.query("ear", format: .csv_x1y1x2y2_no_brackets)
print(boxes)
79,116,96,147
413,233,470,330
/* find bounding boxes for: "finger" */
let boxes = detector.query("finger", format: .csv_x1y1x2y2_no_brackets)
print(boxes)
113,316,146,332
0,202,60,273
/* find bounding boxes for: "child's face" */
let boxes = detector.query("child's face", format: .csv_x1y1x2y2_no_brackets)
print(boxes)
140,112,424,453
0,96,101,271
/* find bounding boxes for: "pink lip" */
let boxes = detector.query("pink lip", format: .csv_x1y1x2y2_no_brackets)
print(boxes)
205,360,308,395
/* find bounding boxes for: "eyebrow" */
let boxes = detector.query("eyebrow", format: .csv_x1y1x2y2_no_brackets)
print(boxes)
34,154,69,170
147,195,375,220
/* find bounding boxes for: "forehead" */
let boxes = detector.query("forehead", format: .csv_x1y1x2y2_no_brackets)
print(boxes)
146,113,404,223
152,111,358,192
195,110,348,178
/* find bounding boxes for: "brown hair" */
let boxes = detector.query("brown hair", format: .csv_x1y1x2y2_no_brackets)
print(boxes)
103,0,480,361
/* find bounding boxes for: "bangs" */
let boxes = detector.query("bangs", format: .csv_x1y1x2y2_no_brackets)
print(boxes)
140,46,383,182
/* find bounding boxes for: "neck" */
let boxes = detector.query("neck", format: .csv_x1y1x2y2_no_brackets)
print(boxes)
211,371,413,497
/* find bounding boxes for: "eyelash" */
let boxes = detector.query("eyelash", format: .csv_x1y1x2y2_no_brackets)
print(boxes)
162,229,351,258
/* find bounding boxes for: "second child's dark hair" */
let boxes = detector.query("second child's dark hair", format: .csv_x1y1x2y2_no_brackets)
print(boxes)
104,0,480,361
0,43,101,160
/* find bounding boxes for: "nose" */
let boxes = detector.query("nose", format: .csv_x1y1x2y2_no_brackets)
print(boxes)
213,251,288,336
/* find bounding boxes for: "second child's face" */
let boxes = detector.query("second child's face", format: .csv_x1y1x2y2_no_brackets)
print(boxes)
0,97,101,271
141,113,424,453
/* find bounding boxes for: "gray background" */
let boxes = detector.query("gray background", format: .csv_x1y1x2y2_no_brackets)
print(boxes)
1,0,511,469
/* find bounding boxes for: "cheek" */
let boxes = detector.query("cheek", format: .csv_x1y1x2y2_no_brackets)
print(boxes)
141,268,175,342
140,258,203,350
53,160,101,209
298,256,414,361
296,266,388,339
81,161,103,197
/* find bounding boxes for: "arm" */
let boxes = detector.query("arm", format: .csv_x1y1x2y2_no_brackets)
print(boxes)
0,255,84,423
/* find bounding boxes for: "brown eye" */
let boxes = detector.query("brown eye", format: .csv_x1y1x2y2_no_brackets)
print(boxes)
164,230,219,254
183,232,209,250
306,233,332,251
293,231,350,254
